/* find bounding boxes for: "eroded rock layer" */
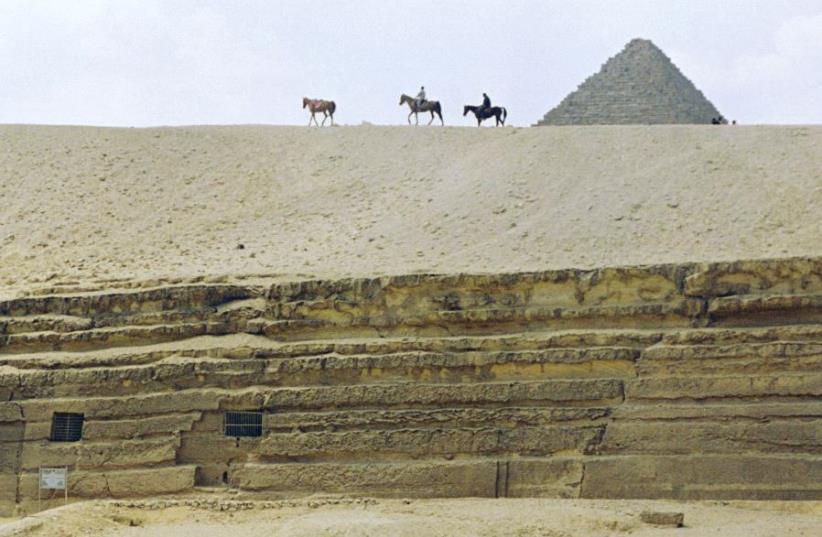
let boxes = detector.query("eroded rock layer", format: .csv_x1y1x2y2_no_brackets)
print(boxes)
1,257,821,513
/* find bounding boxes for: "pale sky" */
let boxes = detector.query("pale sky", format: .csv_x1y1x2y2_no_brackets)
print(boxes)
1,0,820,127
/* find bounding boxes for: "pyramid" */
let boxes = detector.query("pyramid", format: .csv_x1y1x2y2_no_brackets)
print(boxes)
536,38,722,125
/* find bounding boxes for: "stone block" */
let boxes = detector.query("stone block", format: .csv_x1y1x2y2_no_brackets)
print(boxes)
640,511,684,527
0,473,18,512
265,406,610,431
264,379,623,411
627,374,822,401
17,465,196,500
581,455,822,499
82,413,201,440
19,389,225,421
505,459,583,498
19,437,179,470
598,420,822,454
230,460,497,497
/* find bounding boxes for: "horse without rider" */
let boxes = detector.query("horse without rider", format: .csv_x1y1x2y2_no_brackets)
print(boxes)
302,97,336,127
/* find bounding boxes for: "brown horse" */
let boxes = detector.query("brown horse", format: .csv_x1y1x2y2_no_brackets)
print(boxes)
302,97,336,127
399,94,444,126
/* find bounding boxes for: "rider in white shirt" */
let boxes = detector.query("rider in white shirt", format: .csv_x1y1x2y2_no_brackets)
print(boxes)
416,86,426,111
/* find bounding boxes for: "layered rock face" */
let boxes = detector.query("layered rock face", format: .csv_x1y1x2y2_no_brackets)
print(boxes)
1,257,821,514
536,39,722,125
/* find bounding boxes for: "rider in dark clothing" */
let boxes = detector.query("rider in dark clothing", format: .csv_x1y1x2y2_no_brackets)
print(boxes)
480,93,491,115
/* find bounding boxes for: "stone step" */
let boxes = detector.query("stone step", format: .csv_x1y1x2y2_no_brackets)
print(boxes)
626,373,822,402
253,425,604,460
660,324,822,345
433,301,700,330
11,370,820,415
638,341,822,376
0,284,258,318
228,458,582,498
597,420,822,454
182,425,604,463
10,388,228,422
6,323,822,374
19,436,180,471
0,334,278,370
264,406,611,431
91,299,265,329
0,314,93,335
0,328,663,366
251,324,664,351
24,413,202,442
9,321,817,368
708,292,822,326
15,465,197,506
264,379,624,411
611,401,822,421
4,346,640,399
257,302,700,338
9,380,624,423
1,321,232,354
581,455,822,500
681,258,822,299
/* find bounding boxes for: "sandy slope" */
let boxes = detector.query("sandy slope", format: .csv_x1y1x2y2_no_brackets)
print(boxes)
2,498,821,537
0,124,820,293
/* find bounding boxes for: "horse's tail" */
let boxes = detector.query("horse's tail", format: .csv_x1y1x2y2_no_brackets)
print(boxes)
435,102,444,125
329,101,336,115
502,107,507,124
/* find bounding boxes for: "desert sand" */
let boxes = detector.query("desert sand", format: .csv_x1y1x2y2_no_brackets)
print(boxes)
0,124,820,297
2,125,821,534
2,497,821,537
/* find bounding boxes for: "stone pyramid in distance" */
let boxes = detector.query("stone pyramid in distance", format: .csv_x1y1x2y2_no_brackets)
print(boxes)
535,38,722,125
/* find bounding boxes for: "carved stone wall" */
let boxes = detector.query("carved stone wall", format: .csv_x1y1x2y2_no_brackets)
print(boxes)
1,257,821,514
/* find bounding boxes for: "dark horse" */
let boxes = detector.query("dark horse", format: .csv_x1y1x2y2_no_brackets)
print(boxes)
463,105,507,126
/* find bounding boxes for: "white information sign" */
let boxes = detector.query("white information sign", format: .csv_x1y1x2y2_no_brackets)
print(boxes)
39,467,67,490
38,467,69,510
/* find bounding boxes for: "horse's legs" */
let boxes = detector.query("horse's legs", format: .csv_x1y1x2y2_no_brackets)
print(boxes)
427,111,434,126
407,111,413,125
329,112,334,126
321,111,328,127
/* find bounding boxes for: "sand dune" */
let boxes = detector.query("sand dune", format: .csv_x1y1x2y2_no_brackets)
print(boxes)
0,124,820,294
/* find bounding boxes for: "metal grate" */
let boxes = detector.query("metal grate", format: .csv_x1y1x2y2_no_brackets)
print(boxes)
50,413,84,442
223,411,263,438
